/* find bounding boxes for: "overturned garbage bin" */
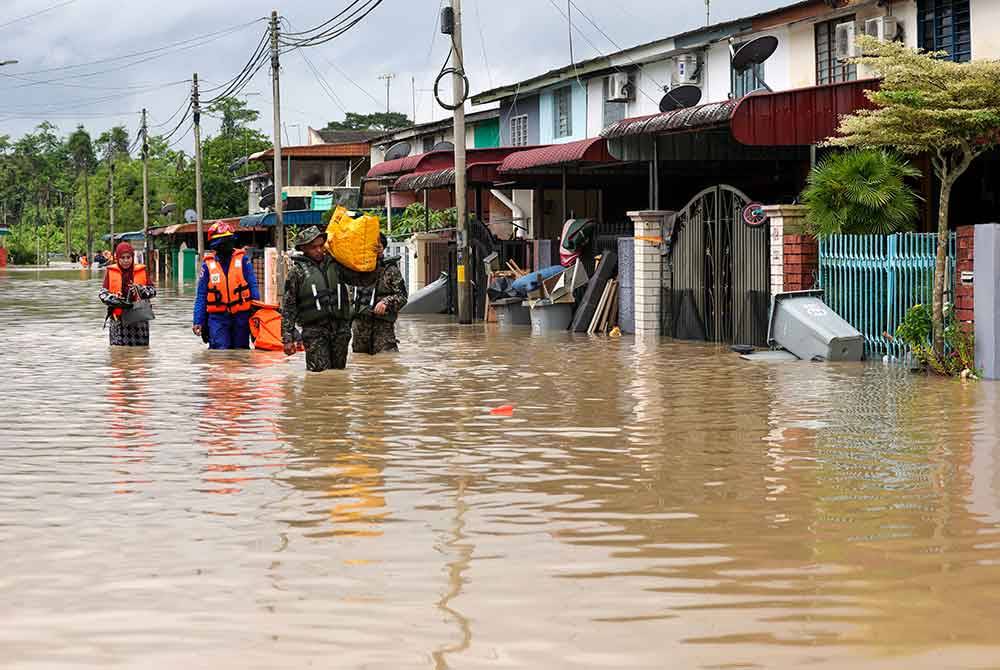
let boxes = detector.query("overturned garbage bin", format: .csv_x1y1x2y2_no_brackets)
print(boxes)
768,290,864,362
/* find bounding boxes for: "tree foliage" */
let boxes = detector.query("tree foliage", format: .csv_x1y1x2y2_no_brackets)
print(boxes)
324,112,411,131
802,149,920,236
829,36,1000,357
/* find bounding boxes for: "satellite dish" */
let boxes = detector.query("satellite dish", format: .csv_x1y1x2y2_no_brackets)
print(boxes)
731,35,777,93
659,85,703,112
431,141,454,152
184,209,198,223
385,141,412,161
160,203,177,216
228,156,248,173
732,35,778,72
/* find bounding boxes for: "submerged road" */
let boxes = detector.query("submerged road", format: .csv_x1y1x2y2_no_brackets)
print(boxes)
2,267,1000,669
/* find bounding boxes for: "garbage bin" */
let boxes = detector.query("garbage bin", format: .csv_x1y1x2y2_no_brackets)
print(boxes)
767,290,864,362
528,300,573,334
493,297,531,327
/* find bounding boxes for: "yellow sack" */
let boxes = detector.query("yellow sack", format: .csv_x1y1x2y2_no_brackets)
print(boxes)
325,206,381,273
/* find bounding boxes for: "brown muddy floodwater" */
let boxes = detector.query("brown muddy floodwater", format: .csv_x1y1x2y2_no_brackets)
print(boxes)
2,267,1000,669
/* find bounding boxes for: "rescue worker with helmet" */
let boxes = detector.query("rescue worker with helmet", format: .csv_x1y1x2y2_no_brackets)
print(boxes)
192,221,261,349
351,233,408,355
281,226,376,372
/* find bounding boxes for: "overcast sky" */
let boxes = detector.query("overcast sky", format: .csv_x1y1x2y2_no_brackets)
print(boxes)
1,0,778,149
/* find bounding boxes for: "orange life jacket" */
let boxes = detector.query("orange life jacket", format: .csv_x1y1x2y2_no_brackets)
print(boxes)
205,249,252,314
249,301,284,351
106,264,148,319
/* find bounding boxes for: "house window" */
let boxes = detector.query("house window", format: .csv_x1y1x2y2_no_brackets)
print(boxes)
919,0,971,62
510,115,529,146
815,16,858,85
602,77,627,128
422,136,435,153
731,50,765,98
553,86,573,138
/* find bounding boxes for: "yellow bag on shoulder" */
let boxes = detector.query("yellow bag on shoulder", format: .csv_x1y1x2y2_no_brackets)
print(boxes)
325,206,381,272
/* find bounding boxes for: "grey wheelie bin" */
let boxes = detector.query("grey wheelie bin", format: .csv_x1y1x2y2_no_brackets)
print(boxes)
767,290,864,362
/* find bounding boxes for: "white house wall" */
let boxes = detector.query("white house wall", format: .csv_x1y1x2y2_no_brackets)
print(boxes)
972,0,1000,59
628,58,675,117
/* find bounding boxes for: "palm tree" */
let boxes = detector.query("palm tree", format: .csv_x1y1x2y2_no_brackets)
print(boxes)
67,126,96,259
802,149,921,237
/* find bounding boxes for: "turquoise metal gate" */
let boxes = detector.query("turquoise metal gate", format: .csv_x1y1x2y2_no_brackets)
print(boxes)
818,233,956,358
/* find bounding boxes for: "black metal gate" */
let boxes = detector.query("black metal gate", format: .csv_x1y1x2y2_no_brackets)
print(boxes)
664,185,770,345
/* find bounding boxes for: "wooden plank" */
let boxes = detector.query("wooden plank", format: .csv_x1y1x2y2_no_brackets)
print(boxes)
570,252,619,333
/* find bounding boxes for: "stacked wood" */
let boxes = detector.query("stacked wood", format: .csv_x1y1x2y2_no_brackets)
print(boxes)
587,279,619,335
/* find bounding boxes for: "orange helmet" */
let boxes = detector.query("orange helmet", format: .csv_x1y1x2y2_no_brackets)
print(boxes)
208,221,235,245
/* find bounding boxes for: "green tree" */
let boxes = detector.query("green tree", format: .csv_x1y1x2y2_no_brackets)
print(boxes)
96,125,130,162
209,97,260,138
324,112,411,132
67,125,96,257
829,36,1000,357
802,149,921,237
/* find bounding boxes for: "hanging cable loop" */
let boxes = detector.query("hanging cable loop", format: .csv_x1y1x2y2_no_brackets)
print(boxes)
434,45,469,111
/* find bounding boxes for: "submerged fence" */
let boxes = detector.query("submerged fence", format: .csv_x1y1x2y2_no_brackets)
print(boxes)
818,233,956,358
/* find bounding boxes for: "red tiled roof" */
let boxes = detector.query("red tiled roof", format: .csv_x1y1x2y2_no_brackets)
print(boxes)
498,137,613,173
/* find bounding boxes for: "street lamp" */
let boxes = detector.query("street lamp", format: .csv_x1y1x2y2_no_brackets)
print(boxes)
0,60,18,66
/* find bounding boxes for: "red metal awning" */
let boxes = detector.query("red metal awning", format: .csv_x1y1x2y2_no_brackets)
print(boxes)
601,79,878,147
392,162,501,192
367,146,551,181
498,137,614,173
730,79,877,146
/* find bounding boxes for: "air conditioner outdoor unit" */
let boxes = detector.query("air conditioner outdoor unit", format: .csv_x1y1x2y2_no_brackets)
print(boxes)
864,15,898,43
835,21,859,60
606,72,633,102
674,53,701,85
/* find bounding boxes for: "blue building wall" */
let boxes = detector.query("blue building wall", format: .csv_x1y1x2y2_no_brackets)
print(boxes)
498,94,540,146
538,81,587,145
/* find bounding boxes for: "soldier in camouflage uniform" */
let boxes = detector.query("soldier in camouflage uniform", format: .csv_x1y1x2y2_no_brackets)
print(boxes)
281,226,376,372
352,233,408,355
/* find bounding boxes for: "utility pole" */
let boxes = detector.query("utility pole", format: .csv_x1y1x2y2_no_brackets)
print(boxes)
270,10,286,298
450,0,471,324
192,73,205,260
378,73,395,114
84,167,92,263
141,108,150,260
108,155,115,247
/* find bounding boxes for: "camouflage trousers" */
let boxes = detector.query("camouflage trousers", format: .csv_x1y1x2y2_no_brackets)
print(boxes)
302,320,352,372
351,317,399,355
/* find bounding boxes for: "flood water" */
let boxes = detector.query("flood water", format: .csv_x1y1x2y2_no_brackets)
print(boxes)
3,267,1000,669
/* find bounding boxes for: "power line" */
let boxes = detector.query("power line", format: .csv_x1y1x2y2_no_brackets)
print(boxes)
278,0,386,49
0,0,76,30
296,48,348,115
472,0,493,89
566,0,667,90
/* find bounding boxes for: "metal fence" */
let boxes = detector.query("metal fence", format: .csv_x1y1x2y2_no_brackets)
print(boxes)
818,232,955,358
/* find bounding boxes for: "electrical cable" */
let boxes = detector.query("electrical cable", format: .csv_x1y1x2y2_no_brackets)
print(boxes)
278,0,385,49
0,0,76,30
471,0,493,89
296,48,348,114
566,0,667,90
433,43,469,112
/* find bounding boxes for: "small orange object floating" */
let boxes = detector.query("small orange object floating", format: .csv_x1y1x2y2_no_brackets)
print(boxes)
489,405,515,416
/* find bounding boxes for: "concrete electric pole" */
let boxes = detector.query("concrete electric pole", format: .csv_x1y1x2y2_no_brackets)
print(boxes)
270,9,286,300
378,72,395,114
450,0,471,324
141,108,150,259
192,73,205,260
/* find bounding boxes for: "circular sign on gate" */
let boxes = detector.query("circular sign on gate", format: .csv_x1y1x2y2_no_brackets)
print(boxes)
743,202,768,227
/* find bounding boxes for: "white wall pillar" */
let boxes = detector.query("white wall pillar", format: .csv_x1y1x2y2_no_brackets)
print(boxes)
408,232,438,292
628,210,675,337
762,204,808,300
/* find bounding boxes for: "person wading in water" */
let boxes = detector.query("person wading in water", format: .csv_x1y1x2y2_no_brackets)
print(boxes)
99,241,156,347
281,226,377,372
191,221,261,349
351,233,408,355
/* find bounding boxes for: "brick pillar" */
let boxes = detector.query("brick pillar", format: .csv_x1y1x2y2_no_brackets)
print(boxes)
627,210,676,337
761,205,817,296
955,225,975,327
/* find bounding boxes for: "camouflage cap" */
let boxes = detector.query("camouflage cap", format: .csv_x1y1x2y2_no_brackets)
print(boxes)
294,226,327,249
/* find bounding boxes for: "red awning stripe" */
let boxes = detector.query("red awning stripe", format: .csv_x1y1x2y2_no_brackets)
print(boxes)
600,100,738,140
392,162,501,191
498,137,613,173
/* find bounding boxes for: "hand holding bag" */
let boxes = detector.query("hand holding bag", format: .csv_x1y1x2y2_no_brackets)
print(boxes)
121,298,155,325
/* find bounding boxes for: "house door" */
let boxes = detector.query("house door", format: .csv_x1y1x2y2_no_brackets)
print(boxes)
664,185,770,345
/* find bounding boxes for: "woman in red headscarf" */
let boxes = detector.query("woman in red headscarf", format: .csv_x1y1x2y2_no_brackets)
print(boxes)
99,241,157,346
